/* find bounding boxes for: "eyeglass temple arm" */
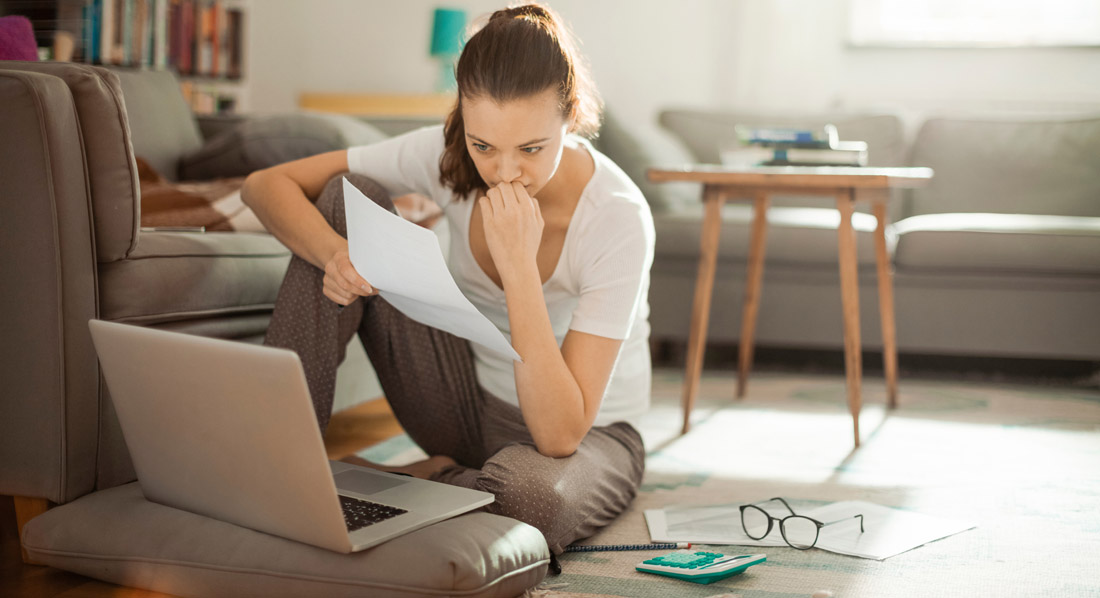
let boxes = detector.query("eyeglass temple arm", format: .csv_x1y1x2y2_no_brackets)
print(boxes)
755,497,797,516
819,514,865,533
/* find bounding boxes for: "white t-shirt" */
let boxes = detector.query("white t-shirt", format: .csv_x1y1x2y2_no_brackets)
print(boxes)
346,125,654,427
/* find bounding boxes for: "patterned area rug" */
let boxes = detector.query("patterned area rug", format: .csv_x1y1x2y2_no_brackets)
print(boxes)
361,368,1100,598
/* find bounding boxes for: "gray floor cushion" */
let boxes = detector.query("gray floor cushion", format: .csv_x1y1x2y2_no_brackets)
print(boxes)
22,482,549,598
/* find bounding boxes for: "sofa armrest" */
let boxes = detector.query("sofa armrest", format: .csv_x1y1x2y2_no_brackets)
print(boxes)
0,69,100,504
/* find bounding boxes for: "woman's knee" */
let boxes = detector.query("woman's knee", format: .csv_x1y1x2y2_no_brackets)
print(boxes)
477,444,569,528
315,173,396,234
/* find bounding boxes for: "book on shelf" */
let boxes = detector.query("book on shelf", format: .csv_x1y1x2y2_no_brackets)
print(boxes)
152,0,167,68
13,0,244,113
225,7,242,79
66,0,244,79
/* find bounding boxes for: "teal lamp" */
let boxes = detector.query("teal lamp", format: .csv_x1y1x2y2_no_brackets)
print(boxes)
430,8,466,92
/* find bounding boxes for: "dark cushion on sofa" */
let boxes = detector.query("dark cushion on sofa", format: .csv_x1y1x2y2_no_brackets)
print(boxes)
893,213,1100,275
23,482,549,598
97,231,290,324
179,113,390,181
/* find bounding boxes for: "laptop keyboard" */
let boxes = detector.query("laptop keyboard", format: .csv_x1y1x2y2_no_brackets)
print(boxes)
339,495,408,532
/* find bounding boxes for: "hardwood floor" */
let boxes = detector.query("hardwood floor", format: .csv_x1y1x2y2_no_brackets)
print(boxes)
1,398,403,598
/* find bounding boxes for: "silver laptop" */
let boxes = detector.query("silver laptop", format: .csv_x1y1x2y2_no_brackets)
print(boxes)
88,319,493,553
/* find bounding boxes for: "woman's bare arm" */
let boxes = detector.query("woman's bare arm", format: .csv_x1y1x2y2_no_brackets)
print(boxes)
241,150,376,306
240,150,351,269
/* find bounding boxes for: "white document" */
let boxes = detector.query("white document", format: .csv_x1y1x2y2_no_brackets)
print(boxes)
645,500,974,560
646,504,787,548
341,178,521,362
806,500,975,560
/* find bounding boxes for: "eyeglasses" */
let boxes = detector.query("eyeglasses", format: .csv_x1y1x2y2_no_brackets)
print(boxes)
739,497,865,550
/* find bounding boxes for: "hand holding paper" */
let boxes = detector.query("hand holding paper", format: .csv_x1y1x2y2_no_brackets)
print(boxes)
341,178,521,362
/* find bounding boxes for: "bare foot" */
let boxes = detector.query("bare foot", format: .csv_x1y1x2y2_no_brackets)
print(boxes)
339,454,457,480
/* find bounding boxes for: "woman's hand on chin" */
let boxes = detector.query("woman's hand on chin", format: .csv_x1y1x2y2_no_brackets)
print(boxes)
478,181,544,281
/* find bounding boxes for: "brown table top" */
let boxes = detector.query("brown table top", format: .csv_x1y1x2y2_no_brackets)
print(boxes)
647,164,934,189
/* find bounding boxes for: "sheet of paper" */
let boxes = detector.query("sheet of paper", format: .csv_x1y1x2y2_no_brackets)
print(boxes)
342,178,521,362
803,500,976,560
646,504,786,547
645,500,975,560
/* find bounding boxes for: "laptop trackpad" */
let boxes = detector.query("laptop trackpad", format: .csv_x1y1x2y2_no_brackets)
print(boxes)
335,470,411,496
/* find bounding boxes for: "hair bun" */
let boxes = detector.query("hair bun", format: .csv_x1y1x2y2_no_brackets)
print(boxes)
490,4,553,23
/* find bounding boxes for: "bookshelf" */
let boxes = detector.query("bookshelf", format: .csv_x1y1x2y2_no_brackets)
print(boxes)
3,0,247,114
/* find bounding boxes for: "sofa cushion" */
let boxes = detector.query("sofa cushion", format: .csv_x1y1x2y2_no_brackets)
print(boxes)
655,204,881,267
22,482,549,598
906,116,1100,219
179,112,390,181
893,213,1100,275
111,68,204,183
0,61,142,262
98,231,290,324
592,109,701,213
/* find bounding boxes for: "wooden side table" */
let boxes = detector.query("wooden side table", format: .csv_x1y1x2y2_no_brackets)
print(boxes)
647,165,933,447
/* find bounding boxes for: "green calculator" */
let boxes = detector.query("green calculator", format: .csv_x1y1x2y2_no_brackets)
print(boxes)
635,550,766,584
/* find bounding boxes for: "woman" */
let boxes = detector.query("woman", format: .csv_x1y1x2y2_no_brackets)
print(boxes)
241,4,654,555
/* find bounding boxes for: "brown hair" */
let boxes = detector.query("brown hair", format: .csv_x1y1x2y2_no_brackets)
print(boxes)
439,4,603,199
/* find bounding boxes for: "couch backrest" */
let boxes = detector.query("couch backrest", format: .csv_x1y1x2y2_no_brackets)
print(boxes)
109,68,203,183
0,61,143,262
906,115,1100,218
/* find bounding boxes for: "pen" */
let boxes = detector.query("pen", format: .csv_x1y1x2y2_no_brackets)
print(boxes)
564,542,691,552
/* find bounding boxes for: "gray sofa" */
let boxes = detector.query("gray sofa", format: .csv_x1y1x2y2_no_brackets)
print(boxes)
623,109,1100,364
0,62,547,597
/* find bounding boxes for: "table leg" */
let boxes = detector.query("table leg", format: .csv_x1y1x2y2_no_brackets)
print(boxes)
872,199,899,409
736,192,770,400
836,190,863,448
681,186,726,434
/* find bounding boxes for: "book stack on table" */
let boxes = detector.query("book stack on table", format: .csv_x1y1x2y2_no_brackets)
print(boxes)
720,124,868,167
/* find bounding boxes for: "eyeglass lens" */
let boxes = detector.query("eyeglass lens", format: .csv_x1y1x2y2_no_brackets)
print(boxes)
780,516,820,549
740,505,771,539
741,504,821,549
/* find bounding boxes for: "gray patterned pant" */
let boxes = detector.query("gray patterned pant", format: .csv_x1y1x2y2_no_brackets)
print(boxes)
264,174,646,554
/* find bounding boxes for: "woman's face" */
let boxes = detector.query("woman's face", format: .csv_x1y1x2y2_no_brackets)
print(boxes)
461,87,570,199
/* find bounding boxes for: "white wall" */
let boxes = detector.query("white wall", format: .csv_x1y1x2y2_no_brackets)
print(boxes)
244,0,721,146
722,0,1100,137
244,0,1100,140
